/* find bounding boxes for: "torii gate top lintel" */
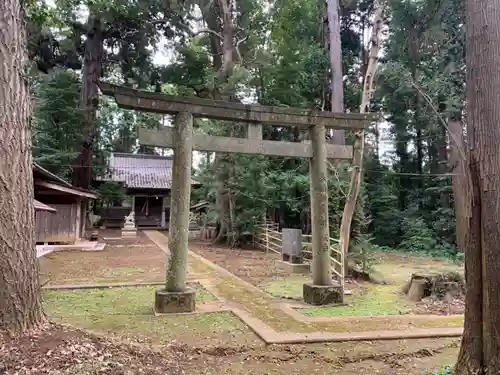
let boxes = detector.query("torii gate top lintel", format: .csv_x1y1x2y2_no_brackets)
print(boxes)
98,82,376,130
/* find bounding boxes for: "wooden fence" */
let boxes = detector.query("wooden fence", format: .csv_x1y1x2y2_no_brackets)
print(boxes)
255,220,344,289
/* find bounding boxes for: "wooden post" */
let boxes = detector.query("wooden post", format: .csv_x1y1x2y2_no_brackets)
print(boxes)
265,223,269,254
161,196,167,228
165,112,194,292
131,195,135,227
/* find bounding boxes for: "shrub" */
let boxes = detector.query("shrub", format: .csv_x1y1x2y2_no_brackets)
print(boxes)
430,366,453,375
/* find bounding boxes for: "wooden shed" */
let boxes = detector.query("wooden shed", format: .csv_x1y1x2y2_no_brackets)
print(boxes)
34,163,99,244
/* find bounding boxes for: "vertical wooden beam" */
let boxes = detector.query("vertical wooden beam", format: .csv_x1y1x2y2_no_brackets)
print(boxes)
75,199,82,240
309,124,332,286
161,196,167,228
166,112,194,292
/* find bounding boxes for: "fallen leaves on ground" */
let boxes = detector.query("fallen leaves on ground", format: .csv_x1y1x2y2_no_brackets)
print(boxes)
0,322,193,375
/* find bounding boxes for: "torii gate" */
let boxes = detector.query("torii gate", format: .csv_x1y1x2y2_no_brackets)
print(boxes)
99,82,373,313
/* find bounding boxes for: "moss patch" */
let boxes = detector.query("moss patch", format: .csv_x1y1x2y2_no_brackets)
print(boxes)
43,285,259,347
187,252,464,333
44,284,216,315
373,253,463,285
103,267,147,278
261,277,308,299
300,284,410,317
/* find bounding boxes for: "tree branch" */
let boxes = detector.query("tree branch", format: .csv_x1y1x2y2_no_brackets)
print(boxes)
192,28,223,40
411,81,466,162
234,35,248,62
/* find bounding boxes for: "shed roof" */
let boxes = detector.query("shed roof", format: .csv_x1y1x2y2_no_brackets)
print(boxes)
34,199,57,213
33,163,73,187
33,162,99,199
104,153,174,190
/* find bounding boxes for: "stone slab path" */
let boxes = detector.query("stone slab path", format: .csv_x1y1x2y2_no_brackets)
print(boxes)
144,231,463,345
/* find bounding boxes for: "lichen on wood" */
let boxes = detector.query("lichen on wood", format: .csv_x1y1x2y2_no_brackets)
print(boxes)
166,112,194,292
309,124,332,286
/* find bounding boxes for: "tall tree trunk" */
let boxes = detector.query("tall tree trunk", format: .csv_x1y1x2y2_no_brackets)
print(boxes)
326,0,345,144
0,0,44,333
413,70,424,207
72,16,104,190
339,1,384,273
72,16,104,239
201,0,237,244
448,120,467,249
455,1,500,373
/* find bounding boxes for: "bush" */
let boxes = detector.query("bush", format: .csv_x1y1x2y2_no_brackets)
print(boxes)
348,233,381,273
399,217,458,259
430,366,453,375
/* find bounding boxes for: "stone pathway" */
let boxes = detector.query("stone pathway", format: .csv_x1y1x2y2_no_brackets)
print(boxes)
144,231,464,345
37,242,105,258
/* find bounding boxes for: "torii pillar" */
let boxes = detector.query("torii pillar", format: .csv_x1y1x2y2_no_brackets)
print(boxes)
155,112,196,313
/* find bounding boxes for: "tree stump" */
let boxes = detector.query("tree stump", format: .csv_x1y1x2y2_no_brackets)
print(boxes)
408,279,426,301
403,271,464,302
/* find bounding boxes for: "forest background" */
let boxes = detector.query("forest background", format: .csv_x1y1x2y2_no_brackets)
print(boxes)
28,0,464,259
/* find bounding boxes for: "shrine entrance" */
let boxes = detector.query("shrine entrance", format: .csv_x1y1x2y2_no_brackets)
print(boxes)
99,82,373,313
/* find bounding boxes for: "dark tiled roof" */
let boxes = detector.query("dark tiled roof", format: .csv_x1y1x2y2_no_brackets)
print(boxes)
105,153,173,189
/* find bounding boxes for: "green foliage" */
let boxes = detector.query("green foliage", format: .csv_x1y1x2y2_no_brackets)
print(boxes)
97,182,125,207
348,234,382,273
32,69,85,181
430,366,454,375
27,0,465,258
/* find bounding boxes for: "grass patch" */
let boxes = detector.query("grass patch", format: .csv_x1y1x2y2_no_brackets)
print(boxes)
44,284,216,316
300,284,410,317
261,277,307,299
103,267,146,278
42,285,256,347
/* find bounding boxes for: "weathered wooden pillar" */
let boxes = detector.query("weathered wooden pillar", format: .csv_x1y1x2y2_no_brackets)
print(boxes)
303,124,343,305
155,112,196,313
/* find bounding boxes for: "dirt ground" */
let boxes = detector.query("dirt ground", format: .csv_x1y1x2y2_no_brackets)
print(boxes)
188,240,290,284
39,231,167,285
1,323,458,375
30,233,462,374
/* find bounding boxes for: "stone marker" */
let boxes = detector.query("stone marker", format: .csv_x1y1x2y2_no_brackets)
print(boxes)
278,228,310,274
282,228,303,263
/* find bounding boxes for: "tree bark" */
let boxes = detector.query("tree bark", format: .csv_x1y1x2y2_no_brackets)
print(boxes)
0,0,45,333
72,15,104,190
326,0,345,144
455,1,500,373
339,2,384,273
201,0,238,245
166,113,194,292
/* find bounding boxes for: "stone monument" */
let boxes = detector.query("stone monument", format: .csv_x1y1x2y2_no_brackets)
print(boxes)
278,228,310,274
122,211,137,238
